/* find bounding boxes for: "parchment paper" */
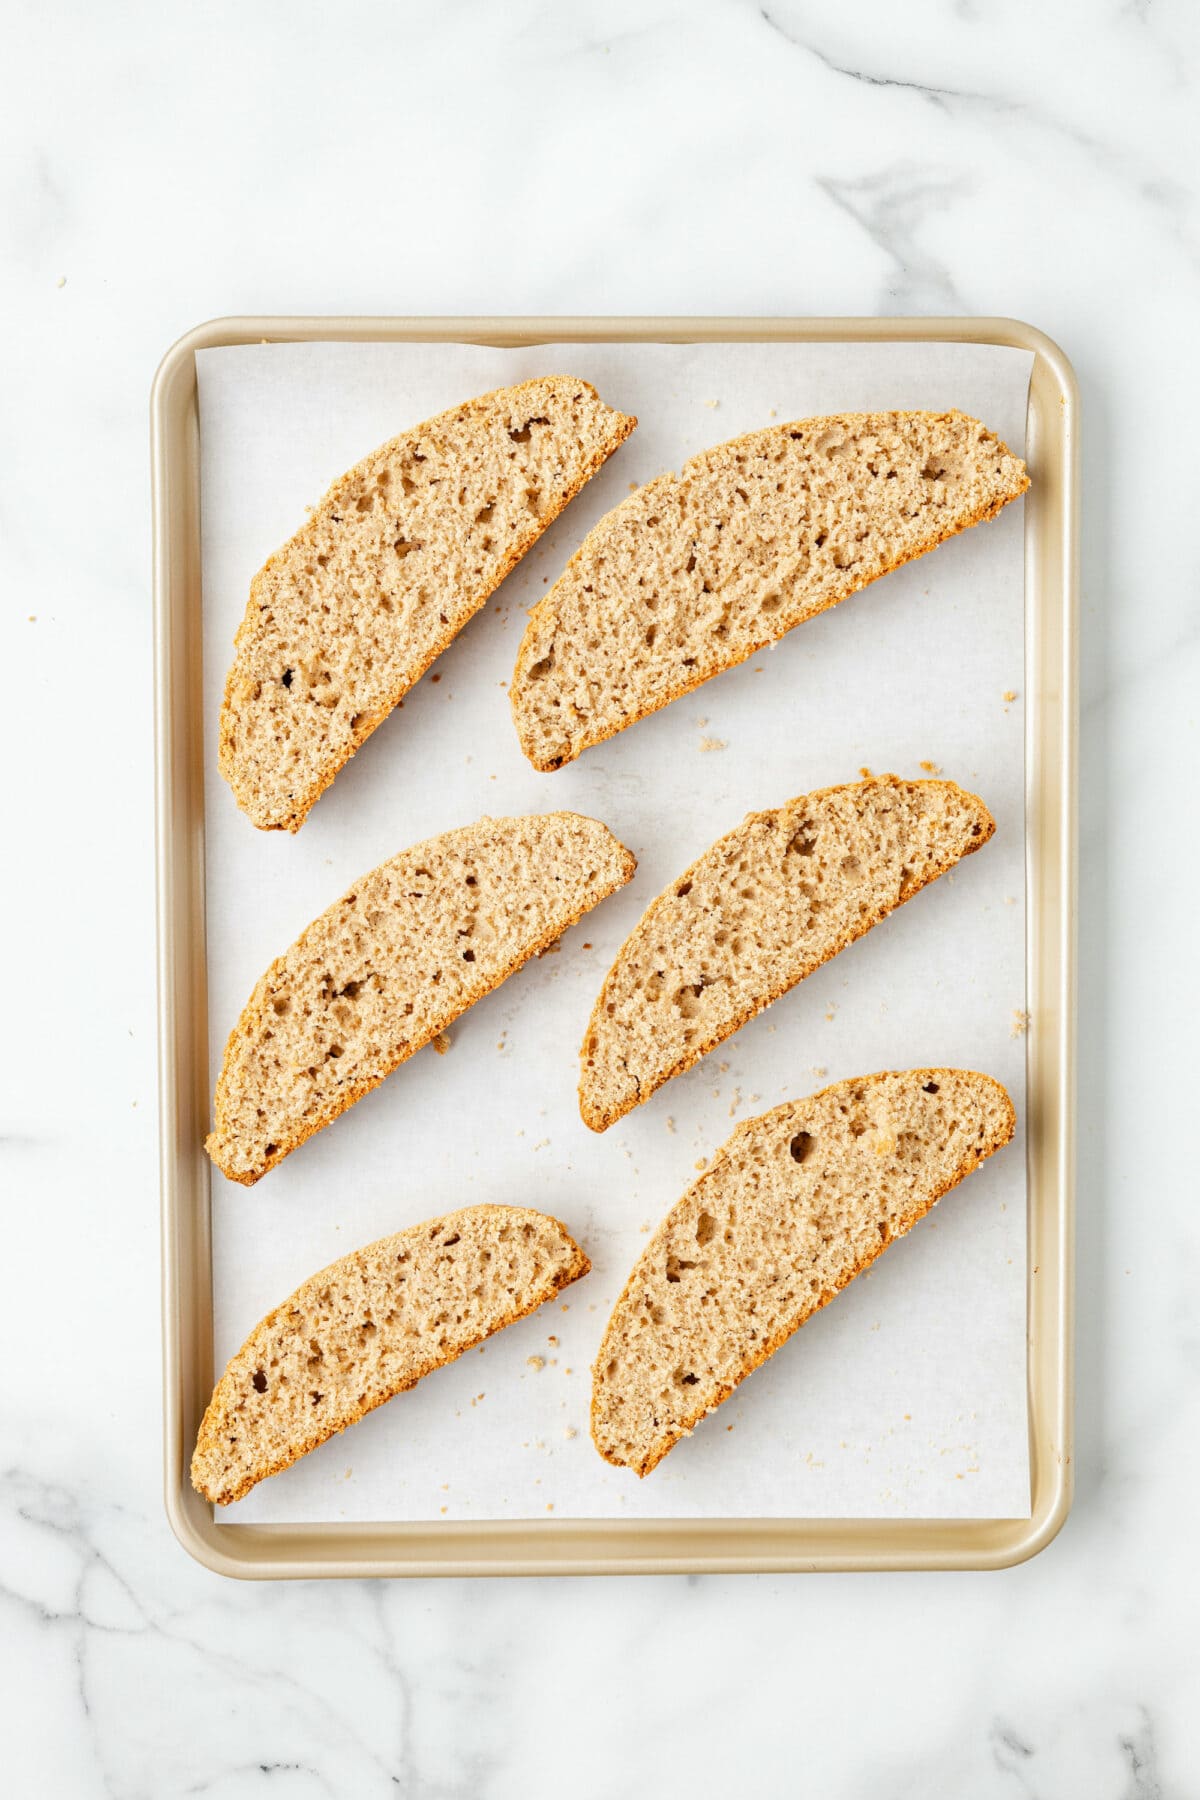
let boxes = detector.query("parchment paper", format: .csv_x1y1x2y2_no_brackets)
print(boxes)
197,338,1033,1522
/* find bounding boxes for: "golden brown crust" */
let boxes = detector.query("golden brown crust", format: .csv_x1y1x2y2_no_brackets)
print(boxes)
590,1071,1016,1475
220,378,637,830
511,409,1028,770
193,1205,590,1505
578,777,995,1132
207,814,636,1184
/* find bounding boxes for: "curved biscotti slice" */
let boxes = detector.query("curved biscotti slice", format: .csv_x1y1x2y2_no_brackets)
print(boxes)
208,813,635,1184
593,1070,1015,1475
222,377,636,830
580,777,993,1131
511,410,1027,769
192,1205,589,1505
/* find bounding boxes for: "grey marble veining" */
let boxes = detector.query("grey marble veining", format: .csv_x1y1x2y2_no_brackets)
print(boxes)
3,0,1199,1793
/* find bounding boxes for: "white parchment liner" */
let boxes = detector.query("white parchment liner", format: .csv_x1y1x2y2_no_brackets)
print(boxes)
197,338,1033,1522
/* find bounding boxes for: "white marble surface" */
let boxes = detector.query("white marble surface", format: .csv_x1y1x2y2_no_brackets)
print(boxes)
3,0,1197,1793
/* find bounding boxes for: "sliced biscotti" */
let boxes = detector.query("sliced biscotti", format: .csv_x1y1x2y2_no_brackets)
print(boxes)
511,410,1027,769
221,377,636,830
580,777,993,1131
192,1205,589,1505
592,1070,1015,1476
207,813,635,1184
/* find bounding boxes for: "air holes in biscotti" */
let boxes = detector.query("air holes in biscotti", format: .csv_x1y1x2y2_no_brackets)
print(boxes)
394,537,422,560
645,624,657,649
252,1369,268,1393
264,1142,278,1157
680,1372,699,1386
281,668,294,689
509,416,549,444
814,532,828,549
272,997,290,1016
923,1081,940,1094
789,1131,813,1164
787,830,816,858
666,1255,697,1283
475,503,494,524
528,654,555,682
841,855,861,878
676,881,692,898
442,1233,460,1247
695,1210,716,1245
465,874,477,887
921,461,946,481
760,592,782,613
462,948,475,962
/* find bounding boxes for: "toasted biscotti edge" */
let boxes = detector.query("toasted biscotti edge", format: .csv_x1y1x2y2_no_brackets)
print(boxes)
591,1071,1016,1477
193,1205,591,1505
578,777,996,1132
512,410,1028,771
206,814,637,1185
222,378,637,829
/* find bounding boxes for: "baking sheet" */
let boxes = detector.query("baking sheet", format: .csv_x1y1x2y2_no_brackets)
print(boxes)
196,338,1033,1523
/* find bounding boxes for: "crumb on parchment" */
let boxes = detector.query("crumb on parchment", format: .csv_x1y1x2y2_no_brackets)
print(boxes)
1011,1009,1030,1037
432,1032,451,1056
699,736,727,753
919,760,941,774
859,766,874,779
527,1356,544,1372
1003,689,1018,702
695,1157,708,1171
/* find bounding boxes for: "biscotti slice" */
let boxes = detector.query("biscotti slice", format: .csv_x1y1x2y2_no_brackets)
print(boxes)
593,1070,1014,1475
192,1205,589,1504
207,812,635,1184
221,377,636,830
511,410,1027,769
580,777,993,1131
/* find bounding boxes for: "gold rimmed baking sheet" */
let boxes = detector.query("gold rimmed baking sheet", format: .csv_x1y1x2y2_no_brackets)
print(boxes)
154,317,1075,1576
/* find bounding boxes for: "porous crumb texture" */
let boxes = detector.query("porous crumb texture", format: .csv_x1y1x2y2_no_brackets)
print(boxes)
580,778,994,1131
207,813,635,1184
221,377,636,830
511,410,1028,769
591,1069,1015,1476
192,1205,590,1505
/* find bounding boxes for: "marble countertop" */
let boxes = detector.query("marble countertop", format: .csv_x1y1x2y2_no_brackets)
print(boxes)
4,0,1197,1794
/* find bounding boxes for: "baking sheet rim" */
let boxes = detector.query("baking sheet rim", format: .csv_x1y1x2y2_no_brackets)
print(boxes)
153,314,1077,1578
